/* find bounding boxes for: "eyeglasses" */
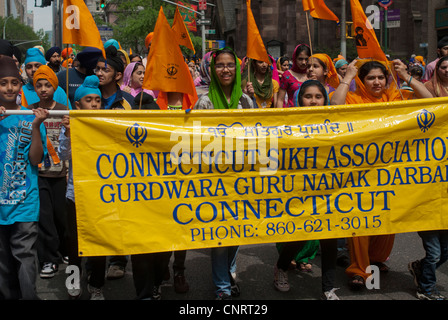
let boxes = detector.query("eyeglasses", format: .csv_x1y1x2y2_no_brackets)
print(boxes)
94,67,112,74
215,63,236,71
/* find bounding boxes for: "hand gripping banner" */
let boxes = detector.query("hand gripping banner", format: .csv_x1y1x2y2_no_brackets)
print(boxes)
70,97,448,256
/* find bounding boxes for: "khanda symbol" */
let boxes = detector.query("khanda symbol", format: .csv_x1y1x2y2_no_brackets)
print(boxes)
417,109,435,133
126,123,147,148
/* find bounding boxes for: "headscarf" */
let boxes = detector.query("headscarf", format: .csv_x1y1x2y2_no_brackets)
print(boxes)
243,58,274,100
414,55,425,66
198,51,212,85
74,75,102,102
345,59,413,104
118,49,130,65
291,44,310,73
335,59,348,70
309,53,340,89
270,55,280,84
293,79,330,107
425,56,448,97
208,47,242,109
33,65,58,90
120,61,154,97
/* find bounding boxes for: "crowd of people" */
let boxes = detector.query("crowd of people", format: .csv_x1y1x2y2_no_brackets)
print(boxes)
0,32,448,302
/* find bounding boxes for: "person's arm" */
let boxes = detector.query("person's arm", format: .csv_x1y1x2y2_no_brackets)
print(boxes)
276,88,286,108
29,107,49,166
330,59,358,105
58,116,72,161
393,59,433,99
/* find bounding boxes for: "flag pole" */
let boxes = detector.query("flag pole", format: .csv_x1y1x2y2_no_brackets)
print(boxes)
2,110,70,116
65,44,70,109
386,63,404,100
305,11,314,55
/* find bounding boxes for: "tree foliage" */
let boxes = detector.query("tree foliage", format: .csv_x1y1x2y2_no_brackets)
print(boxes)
106,0,202,57
0,16,50,59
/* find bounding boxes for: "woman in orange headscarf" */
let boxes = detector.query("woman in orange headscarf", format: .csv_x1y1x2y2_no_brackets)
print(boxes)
331,58,432,106
330,58,432,289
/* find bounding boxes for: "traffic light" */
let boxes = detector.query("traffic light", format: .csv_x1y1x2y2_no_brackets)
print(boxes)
100,0,106,9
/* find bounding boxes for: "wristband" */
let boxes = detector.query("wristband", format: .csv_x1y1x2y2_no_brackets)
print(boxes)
340,81,350,86
408,76,413,86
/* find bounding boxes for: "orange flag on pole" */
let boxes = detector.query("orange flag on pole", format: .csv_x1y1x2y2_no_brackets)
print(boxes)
350,0,387,61
303,0,339,22
172,6,195,53
246,0,270,64
142,7,197,110
62,0,105,57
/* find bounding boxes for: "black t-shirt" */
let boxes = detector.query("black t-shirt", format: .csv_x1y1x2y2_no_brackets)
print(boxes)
57,68,87,107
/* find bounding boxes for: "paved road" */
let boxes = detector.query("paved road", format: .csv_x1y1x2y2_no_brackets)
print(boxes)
36,231,448,302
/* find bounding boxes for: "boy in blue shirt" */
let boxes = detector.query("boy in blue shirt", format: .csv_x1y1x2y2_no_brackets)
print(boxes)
0,56,48,299
59,75,106,300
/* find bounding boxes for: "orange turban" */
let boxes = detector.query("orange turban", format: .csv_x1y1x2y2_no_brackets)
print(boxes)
61,47,73,59
33,65,58,90
62,58,73,68
145,32,154,49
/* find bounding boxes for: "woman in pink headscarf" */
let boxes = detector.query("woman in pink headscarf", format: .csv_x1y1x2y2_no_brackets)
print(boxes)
120,61,155,98
276,44,311,108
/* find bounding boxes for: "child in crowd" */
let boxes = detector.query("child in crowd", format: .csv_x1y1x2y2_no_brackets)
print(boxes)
28,65,69,279
0,56,49,299
58,75,106,300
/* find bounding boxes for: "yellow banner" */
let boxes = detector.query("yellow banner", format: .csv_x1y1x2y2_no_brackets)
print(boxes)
70,97,448,256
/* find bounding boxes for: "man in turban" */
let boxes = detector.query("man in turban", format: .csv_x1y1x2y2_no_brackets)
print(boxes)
57,46,103,107
94,45,134,109
423,36,448,81
45,46,64,74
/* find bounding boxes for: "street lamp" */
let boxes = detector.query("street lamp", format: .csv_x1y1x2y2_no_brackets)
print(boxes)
3,15,12,40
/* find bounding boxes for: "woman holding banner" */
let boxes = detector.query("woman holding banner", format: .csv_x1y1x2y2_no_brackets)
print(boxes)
277,44,311,108
330,59,432,289
194,47,254,299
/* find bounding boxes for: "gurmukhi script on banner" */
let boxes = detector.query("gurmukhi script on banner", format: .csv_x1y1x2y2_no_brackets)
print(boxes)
70,97,448,256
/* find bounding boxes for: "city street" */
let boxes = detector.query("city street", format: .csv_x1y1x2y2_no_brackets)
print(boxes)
36,231,448,302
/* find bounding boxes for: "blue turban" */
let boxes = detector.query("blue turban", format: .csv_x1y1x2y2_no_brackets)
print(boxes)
24,47,46,66
334,59,348,69
104,39,120,50
74,75,102,102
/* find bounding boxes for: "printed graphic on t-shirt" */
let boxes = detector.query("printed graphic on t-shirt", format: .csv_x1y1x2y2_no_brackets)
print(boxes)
0,120,32,205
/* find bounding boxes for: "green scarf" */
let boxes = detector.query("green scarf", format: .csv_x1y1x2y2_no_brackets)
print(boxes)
246,58,273,100
208,48,242,109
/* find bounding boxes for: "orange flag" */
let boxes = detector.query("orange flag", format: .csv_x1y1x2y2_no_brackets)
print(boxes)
142,7,197,110
350,0,387,61
303,0,339,22
62,0,105,56
246,0,270,64
172,6,195,53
